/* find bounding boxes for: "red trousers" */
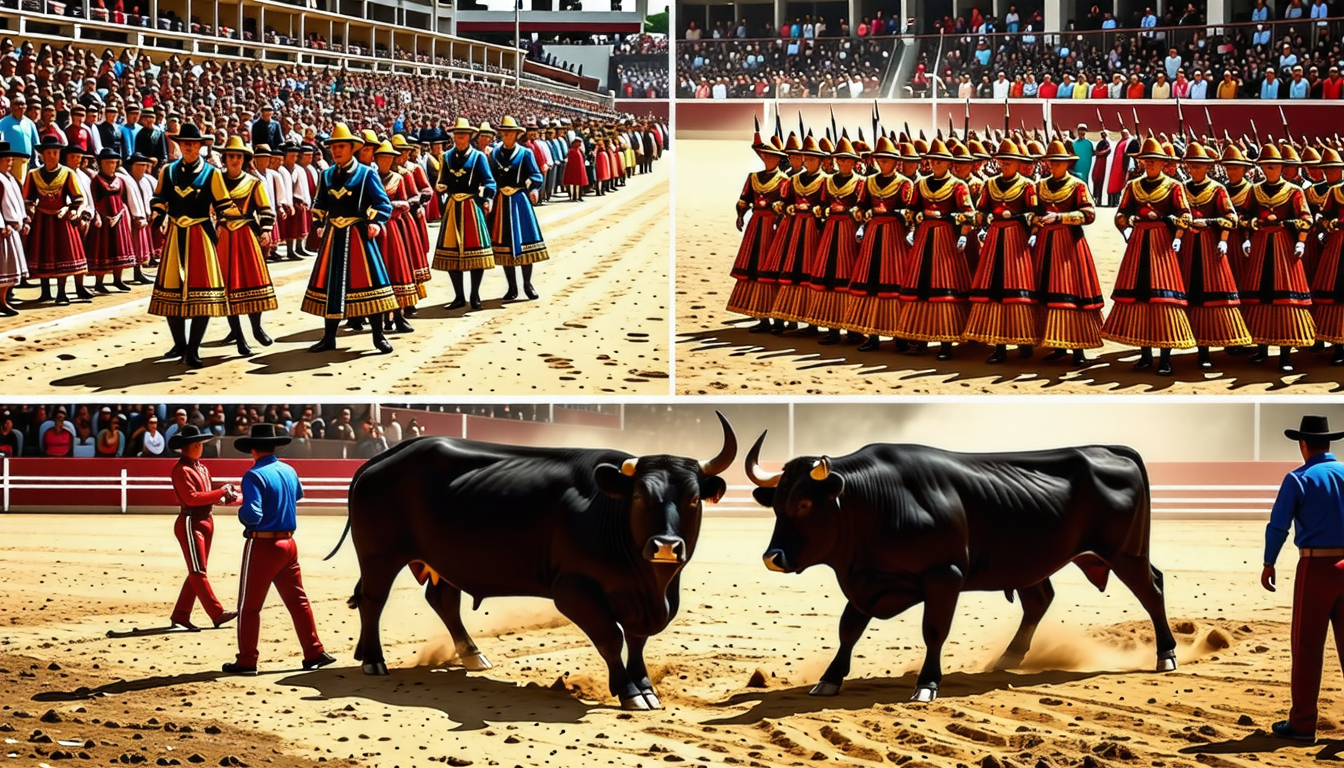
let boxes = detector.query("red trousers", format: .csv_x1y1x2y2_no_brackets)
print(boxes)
236,537,324,666
171,514,225,624
1290,556,1344,732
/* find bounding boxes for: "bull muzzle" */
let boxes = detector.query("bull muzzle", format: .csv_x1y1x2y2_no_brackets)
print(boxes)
763,549,792,573
644,536,686,564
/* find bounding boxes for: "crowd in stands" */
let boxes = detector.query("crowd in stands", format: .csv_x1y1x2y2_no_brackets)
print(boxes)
678,2,1344,100
0,403,585,458
613,57,668,98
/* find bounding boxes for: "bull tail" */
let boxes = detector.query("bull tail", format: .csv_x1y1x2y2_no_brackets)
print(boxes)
325,449,386,561
324,513,352,561
347,579,362,610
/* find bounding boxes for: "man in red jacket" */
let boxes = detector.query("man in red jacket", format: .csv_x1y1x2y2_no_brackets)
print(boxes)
169,424,239,630
1323,66,1344,99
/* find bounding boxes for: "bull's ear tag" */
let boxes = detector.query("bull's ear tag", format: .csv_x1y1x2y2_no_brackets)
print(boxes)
621,458,638,476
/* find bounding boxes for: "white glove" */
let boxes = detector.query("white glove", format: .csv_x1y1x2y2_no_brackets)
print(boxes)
1242,240,1252,255
1027,235,1037,248
956,235,968,251
1217,240,1228,255
906,231,915,246
1172,238,1182,253
1294,241,1306,257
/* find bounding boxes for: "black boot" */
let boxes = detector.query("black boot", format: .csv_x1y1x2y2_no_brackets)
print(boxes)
1280,346,1295,373
502,267,519,301
1071,349,1088,367
1332,345,1344,365
857,335,881,352
1248,344,1270,363
1017,344,1033,359
0,290,17,316
1196,346,1213,370
748,318,772,334
185,317,209,368
817,329,842,345
521,264,538,300
370,316,393,354
769,319,787,335
112,273,130,292
936,342,954,361
310,319,340,352
985,344,1008,364
799,324,820,337
227,316,252,356
1133,348,1154,371
345,317,365,332
75,276,94,300
36,278,52,303
469,269,484,311
134,266,152,285
404,304,418,318
446,272,467,310
391,308,414,334
1156,348,1173,376
1043,348,1069,362
249,313,273,346
164,317,186,359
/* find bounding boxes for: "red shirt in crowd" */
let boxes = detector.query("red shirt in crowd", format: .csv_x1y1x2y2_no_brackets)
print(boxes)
42,427,72,457
1324,75,1344,99
1038,81,1058,98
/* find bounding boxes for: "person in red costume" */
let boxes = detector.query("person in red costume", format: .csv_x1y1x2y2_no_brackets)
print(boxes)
168,424,239,631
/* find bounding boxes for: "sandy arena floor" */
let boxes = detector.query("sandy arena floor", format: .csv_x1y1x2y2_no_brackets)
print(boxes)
675,139,1344,395
0,158,669,397
1,512,1335,768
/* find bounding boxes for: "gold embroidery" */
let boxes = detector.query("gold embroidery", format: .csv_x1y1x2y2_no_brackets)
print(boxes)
985,175,1031,202
1183,179,1223,207
1036,175,1083,205
750,171,786,195
866,175,907,200
789,172,827,198
825,174,862,198
1253,181,1295,209
329,187,351,200
1129,176,1178,204
30,167,69,198
1226,180,1252,208
917,176,966,203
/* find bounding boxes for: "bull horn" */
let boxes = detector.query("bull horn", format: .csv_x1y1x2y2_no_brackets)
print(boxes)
621,458,639,476
697,410,737,476
810,456,832,481
744,431,782,488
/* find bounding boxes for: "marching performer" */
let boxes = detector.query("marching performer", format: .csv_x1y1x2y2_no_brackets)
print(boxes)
168,424,238,631
215,136,278,357
1222,143,1257,294
24,135,88,305
1178,143,1252,370
86,148,139,294
562,137,588,202
727,131,788,333
891,139,975,361
422,139,444,221
304,123,400,354
433,118,496,312
1310,148,1344,364
124,153,156,283
0,142,27,315
768,134,829,335
1033,139,1106,366
1240,144,1316,373
799,136,865,344
951,143,983,275
1103,136,1197,376
964,139,1040,363
149,124,240,368
281,144,312,260
302,145,323,256
373,140,421,333
489,116,549,302
843,136,913,352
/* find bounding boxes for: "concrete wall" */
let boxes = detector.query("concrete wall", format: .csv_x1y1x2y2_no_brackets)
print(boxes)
545,43,617,89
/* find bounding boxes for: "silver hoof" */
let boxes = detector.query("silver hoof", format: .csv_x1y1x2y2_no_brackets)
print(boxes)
641,691,662,710
809,680,842,696
620,695,651,711
362,662,389,676
1157,654,1178,672
460,652,493,671
910,685,938,703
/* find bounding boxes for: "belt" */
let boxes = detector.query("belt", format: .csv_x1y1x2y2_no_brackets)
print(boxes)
500,187,522,196
245,530,293,540
450,192,475,202
1300,547,1344,558
172,216,209,228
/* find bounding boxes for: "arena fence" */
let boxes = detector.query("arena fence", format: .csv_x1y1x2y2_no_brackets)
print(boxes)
0,457,1299,519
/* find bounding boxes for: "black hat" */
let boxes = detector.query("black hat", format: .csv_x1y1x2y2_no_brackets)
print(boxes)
97,147,121,162
168,424,214,450
234,422,292,452
0,141,21,159
37,135,64,152
1285,415,1344,442
173,123,205,142
127,151,152,165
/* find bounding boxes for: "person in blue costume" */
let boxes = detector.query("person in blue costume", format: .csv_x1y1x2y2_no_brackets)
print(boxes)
434,117,497,312
489,116,549,302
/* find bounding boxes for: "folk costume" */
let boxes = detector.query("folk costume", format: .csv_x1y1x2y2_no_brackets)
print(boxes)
727,134,789,331
1102,137,1197,375
1241,144,1317,372
1178,144,1253,368
489,118,550,302
168,425,236,631
149,124,240,368
373,140,423,330
964,140,1041,362
85,150,139,290
305,124,399,353
434,118,497,311
801,137,866,339
1222,145,1258,292
0,142,28,315
282,148,312,258
1309,149,1344,362
892,139,975,360
843,137,914,350
1032,145,1106,364
216,136,278,357
392,135,433,288
768,136,830,332
24,137,88,302
422,147,444,220
562,138,589,201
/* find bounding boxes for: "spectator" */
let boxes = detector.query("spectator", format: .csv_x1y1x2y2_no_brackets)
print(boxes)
1262,67,1283,98
0,94,38,180
42,408,73,457
1189,70,1208,98
1324,65,1344,98
134,414,166,457
96,416,123,457
0,417,18,457
385,412,403,444
331,409,356,441
1152,72,1172,98
1218,69,1241,98
406,417,424,438
164,408,189,446
1164,48,1182,80
1290,66,1310,98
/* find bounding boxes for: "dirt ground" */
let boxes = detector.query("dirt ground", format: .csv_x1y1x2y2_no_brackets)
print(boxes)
675,139,1344,395
0,158,669,397
2,512,1336,768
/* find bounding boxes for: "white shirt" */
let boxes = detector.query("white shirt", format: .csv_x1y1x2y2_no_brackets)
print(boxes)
992,78,1011,98
117,168,146,220
268,165,293,209
711,81,727,99
286,162,311,206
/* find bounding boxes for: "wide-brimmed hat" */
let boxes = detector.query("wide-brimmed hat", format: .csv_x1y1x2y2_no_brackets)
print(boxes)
497,116,525,133
220,135,252,157
1182,143,1217,164
1135,137,1168,160
798,135,826,157
1319,148,1344,168
1301,146,1322,166
870,135,901,160
173,123,206,143
96,147,121,162
831,136,860,161
783,133,802,154
449,117,476,134
923,138,954,161
0,141,23,159
323,123,364,147
374,140,399,157
37,135,64,152
127,151,153,165
1257,144,1286,165
234,422,292,452
390,134,414,152
476,121,496,136
1221,144,1253,167
968,140,992,161
1285,415,1344,442
252,143,274,158
995,139,1033,162
168,424,213,450
359,129,381,147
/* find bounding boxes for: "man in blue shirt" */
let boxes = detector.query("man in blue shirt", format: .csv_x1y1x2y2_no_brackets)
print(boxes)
1262,415,1344,743
222,423,336,675
0,94,40,182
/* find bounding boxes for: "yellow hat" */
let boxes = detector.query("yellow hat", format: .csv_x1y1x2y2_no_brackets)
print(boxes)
871,135,900,159
450,117,476,134
831,137,859,160
1135,137,1168,160
498,116,526,133
1319,147,1344,168
996,139,1034,162
324,123,365,147
375,140,399,157
923,139,954,161
1221,144,1253,167
391,134,414,152
477,121,496,136
220,134,253,157
1182,143,1215,164
360,129,381,146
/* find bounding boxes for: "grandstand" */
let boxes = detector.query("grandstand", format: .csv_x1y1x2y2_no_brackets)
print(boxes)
676,2,1344,100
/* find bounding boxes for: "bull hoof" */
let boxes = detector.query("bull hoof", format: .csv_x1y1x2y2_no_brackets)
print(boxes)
619,695,651,711
809,681,842,697
460,653,493,671
993,652,1025,671
362,662,389,676
910,684,938,703
1157,652,1178,673
640,691,662,710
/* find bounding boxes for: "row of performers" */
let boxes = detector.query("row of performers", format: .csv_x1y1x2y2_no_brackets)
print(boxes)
7,117,556,367
728,130,1342,375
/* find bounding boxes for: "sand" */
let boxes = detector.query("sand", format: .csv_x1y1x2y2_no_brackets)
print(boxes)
675,139,1344,395
0,158,670,396
1,512,1333,767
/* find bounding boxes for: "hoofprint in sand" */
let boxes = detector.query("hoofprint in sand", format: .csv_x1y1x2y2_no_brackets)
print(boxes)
676,139,1344,395
1,513,1332,768
0,157,669,396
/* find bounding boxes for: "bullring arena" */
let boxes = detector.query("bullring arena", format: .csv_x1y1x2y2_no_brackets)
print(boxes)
3,401,1342,768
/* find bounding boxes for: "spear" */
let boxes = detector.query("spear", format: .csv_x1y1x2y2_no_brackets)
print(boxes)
1176,96,1186,142
1003,96,1010,133
948,114,956,141
830,105,838,148
871,100,879,144
1132,106,1140,133
1096,108,1106,134
858,127,865,144
1203,105,1212,138
754,114,760,140
963,97,970,141
904,120,912,143
798,112,805,142
774,111,782,139
1250,118,1262,147
1278,104,1289,137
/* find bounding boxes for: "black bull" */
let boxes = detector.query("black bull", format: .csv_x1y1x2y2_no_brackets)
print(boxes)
324,413,736,710
745,435,1177,702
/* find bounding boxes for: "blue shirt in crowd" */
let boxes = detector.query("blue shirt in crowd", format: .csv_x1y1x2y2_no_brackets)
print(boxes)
1265,452,1344,564
238,453,304,532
